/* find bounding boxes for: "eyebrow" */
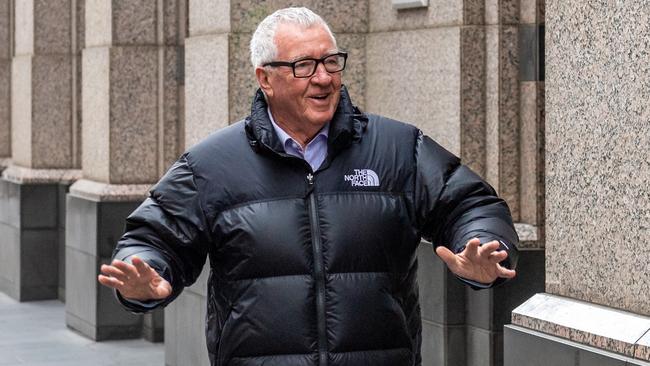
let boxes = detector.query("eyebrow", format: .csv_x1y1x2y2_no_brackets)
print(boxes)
289,49,339,62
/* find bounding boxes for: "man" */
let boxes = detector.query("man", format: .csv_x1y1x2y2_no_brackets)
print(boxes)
98,7,518,366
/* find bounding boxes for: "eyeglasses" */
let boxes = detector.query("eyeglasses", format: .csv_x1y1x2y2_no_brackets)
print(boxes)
263,52,348,78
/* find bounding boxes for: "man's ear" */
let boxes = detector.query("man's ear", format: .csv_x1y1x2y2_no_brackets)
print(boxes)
255,67,274,98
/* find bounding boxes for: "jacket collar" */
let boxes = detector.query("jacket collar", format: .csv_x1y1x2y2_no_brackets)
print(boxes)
245,85,368,158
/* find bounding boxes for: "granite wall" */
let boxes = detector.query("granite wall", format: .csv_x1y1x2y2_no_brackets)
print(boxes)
544,0,649,316
506,1,650,365
0,1,10,167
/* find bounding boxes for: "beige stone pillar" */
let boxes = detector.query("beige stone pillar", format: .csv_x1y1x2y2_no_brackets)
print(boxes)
65,0,185,341
0,0,11,170
0,0,83,302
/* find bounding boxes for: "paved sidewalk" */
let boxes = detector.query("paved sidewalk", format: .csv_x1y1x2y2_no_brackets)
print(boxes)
0,292,164,366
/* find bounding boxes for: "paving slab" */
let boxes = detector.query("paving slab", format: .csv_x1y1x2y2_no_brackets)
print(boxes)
0,292,164,365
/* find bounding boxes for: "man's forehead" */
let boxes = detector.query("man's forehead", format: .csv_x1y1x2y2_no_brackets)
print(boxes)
274,23,337,59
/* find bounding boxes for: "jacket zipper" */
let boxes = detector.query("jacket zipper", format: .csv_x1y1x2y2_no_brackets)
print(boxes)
307,173,328,366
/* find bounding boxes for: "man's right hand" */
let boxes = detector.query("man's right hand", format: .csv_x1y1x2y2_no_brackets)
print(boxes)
97,256,172,301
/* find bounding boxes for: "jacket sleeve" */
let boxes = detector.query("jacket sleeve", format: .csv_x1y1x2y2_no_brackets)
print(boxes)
413,131,519,289
112,153,210,312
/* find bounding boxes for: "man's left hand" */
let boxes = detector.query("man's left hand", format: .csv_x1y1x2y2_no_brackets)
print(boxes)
435,238,516,284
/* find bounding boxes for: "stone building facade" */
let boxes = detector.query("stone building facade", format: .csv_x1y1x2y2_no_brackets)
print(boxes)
4,1,643,366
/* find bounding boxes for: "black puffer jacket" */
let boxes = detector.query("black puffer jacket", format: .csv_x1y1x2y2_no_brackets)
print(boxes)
114,86,519,366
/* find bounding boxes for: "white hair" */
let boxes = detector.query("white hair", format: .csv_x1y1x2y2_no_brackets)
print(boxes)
250,7,337,69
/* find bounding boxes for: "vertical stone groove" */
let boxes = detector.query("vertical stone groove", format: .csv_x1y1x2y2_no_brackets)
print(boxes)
157,0,164,176
70,0,78,167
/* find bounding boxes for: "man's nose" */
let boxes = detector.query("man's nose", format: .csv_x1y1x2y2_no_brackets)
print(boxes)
310,62,332,83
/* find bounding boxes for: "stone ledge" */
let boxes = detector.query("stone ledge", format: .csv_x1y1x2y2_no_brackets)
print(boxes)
68,179,151,202
514,222,538,246
1,165,82,184
512,293,650,362
0,158,11,169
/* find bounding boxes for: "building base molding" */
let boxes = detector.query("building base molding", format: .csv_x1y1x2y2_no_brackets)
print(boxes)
505,293,650,365
64,182,163,342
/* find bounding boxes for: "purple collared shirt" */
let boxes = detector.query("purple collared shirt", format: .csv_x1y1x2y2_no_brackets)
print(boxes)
268,108,329,171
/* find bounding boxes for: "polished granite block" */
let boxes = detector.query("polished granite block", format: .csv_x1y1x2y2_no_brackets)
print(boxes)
545,0,650,315
512,293,650,360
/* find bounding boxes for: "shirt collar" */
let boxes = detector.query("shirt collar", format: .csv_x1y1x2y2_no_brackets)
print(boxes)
267,107,329,150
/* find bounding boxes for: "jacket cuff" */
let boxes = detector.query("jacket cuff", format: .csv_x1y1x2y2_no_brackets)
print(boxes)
114,289,165,314
110,252,175,313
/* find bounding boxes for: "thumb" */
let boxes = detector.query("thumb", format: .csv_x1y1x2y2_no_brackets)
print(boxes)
435,246,458,268
154,278,173,299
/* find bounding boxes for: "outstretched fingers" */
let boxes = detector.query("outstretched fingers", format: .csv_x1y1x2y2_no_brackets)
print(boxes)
97,274,124,288
497,264,516,279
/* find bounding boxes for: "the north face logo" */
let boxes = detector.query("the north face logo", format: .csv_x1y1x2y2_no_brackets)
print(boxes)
344,169,380,187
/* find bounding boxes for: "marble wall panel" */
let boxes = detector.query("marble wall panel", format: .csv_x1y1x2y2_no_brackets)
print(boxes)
85,0,111,47
11,55,32,167
189,0,230,36
33,0,71,54
231,0,368,34
463,0,485,25
520,0,537,24
0,60,10,157
499,0,519,24
369,0,463,32
111,0,156,45
520,82,544,226
337,33,366,110
108,46,159,184
14,0,34,56
81,47,110,182
164,0,186,45
484,25,498,188
75,0,85,53
185,34,229,148
0,0,10,59
460,26,486,176
484,0,498,25
497,25,520,220
30,55,73,169
228,32,257,123
162,46,183,171
366,27,461,155
545,0,650,315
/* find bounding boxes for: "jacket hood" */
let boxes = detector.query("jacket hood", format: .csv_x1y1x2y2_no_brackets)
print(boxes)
244,85,368,157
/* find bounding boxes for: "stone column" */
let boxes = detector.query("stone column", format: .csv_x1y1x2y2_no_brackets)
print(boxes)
0,0,83,302
367,1,545,365
463,2,546,365
505,2,650,365
0,1,11,171
65,0,184,341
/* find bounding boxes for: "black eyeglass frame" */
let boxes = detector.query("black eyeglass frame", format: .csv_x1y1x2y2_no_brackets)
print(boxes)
262,52,348,78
